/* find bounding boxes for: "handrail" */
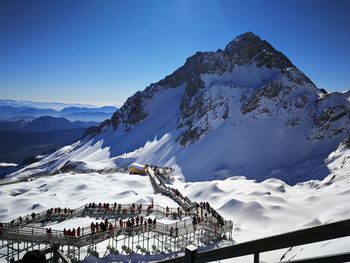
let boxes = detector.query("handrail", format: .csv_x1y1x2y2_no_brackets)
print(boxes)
0,215,227,247
278,252,350,263
159,218,350,263
0,195,231,247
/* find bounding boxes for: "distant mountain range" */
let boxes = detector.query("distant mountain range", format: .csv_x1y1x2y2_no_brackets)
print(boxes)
0,116,98,132
19,116,99,132
0,116,100,166
0,99,117,167
0,99,96,110
0,104,117,122
0,128,85,165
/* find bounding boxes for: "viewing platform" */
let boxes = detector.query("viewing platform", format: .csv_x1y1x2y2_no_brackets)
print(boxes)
0,166,233,263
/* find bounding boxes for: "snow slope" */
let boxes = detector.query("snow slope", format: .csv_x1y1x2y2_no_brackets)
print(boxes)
0,172,177,223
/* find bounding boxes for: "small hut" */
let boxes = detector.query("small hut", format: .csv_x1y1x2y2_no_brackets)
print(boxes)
128,163,146,175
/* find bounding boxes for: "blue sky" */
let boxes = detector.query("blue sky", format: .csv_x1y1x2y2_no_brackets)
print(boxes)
0,0,349,106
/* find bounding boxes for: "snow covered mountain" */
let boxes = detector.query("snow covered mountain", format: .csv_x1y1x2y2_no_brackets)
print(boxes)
6,32,350,184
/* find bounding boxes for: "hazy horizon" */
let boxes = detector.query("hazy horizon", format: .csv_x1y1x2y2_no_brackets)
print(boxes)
0,98,119,108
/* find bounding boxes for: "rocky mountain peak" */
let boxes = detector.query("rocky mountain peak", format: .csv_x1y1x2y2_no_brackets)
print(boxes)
224,31,261,49
85,33,307,138
224,32,294,69
85,32,346,149
157,32,295,91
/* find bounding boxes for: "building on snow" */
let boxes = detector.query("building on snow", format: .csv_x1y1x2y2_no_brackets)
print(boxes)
128,163,146,175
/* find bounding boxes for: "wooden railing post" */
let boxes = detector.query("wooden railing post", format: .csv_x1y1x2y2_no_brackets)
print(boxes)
185,245,197,263
52,243,60,263
254,252,259,263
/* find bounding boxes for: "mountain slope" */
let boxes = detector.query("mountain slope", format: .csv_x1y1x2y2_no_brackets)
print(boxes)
7,32,350,184
20,116,75,132
0,129,86,164
0,119,30,131
20,116,98,132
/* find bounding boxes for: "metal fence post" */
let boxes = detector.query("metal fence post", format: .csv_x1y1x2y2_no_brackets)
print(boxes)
254,252,259,263
185,244,197,263
52,243,60,263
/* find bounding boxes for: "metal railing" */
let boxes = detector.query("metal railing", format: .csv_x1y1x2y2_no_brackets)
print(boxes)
0,201,231,247
0,217,229,247
160,218,350,263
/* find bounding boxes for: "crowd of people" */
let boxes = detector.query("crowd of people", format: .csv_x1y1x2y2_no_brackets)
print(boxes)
168,187,193,208
1,202,226,242
90,219,115,234
119,216,157,232
44,215,161,239
83,201,189,223
169,226,179,237
195,202,225,227
147,165,192,211
145,165,175,175
5,212,37,227
164,206,186,220
147,164,227,229
83,202,153,216
63,227,81,237
3,207,79,229
46,207,74,216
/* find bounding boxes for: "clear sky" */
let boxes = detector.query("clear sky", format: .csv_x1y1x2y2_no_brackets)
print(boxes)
0,0,349,106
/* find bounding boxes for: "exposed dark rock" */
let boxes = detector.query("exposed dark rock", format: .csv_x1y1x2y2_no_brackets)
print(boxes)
121,91,149,128
286,118,300,127
224,32,294,70
178,126,211,146
109,91,148,131
343,135,350,148
84,125,101,137
222,106,229,119
241,81,284,114
319,88,328,94
294,95,309,109
83,119,111,137
284,68,316,87
111,112,122,127
314,105,349,127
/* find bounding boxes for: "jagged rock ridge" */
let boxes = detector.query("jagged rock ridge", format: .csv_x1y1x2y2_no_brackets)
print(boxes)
86,32,319,144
